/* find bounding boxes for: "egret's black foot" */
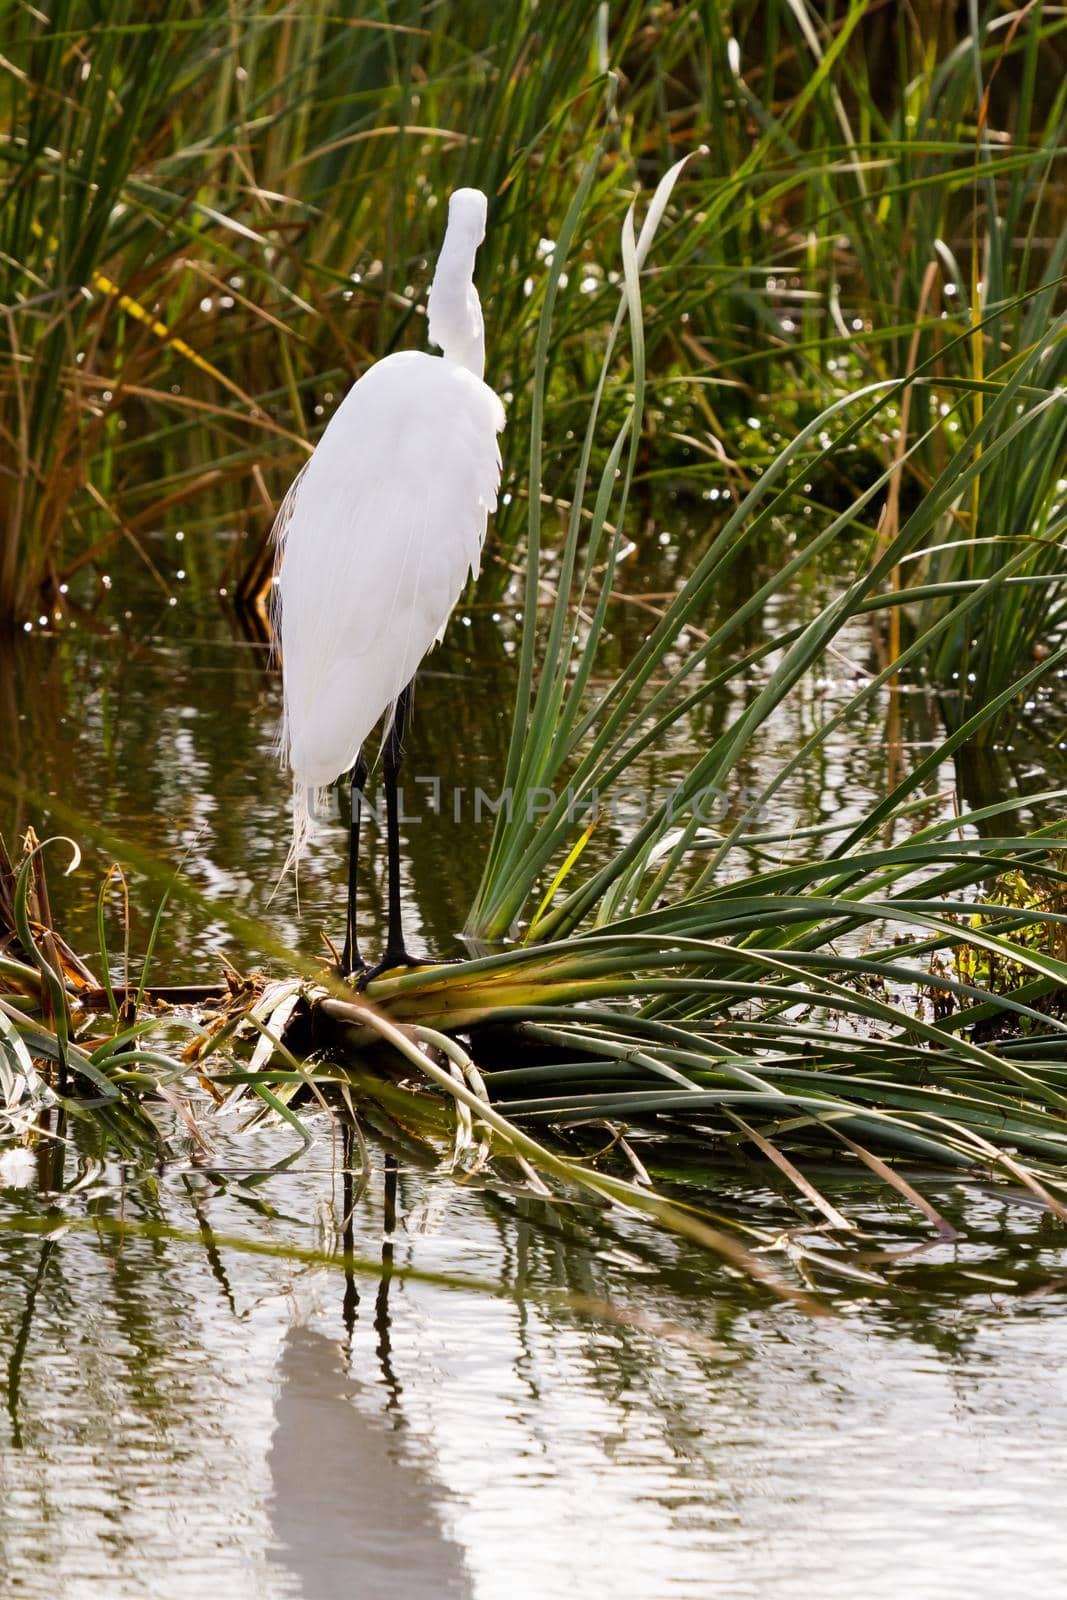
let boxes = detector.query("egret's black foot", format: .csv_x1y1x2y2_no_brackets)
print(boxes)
356,950,423,989
338,940,368,984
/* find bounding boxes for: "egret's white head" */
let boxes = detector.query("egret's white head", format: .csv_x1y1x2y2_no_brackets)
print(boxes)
444,187,487,246
427,186,489,380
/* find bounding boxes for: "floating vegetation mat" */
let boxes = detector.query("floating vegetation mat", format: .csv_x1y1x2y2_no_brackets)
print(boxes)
5,819,1067,1312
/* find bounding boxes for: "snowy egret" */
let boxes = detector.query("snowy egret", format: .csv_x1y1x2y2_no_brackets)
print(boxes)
272,187,505,978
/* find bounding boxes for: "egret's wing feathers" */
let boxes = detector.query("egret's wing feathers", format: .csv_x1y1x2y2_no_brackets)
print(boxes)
274,350,504,798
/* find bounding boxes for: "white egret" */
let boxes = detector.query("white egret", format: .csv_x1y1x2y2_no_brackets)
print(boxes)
272,187,505,978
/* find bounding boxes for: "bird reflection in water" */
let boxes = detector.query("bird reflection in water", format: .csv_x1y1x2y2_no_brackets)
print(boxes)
268,1148,472,1598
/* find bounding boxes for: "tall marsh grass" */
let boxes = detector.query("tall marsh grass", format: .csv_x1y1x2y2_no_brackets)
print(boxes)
2,2,1064,639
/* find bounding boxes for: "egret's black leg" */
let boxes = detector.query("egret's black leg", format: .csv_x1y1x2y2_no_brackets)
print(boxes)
341,751,369,977
357,681,419,986
381,679,416,969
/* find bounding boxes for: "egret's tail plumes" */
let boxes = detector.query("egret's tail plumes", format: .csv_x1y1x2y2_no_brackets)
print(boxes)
271,187,505,887
278,777,313,901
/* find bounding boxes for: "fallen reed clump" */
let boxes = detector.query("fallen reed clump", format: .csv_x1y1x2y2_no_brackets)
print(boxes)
6,755,1067,1297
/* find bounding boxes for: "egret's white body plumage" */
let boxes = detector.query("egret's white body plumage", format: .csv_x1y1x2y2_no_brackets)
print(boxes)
273,189,505,868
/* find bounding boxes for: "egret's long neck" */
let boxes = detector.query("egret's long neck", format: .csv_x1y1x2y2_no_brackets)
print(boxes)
427,218,486,379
